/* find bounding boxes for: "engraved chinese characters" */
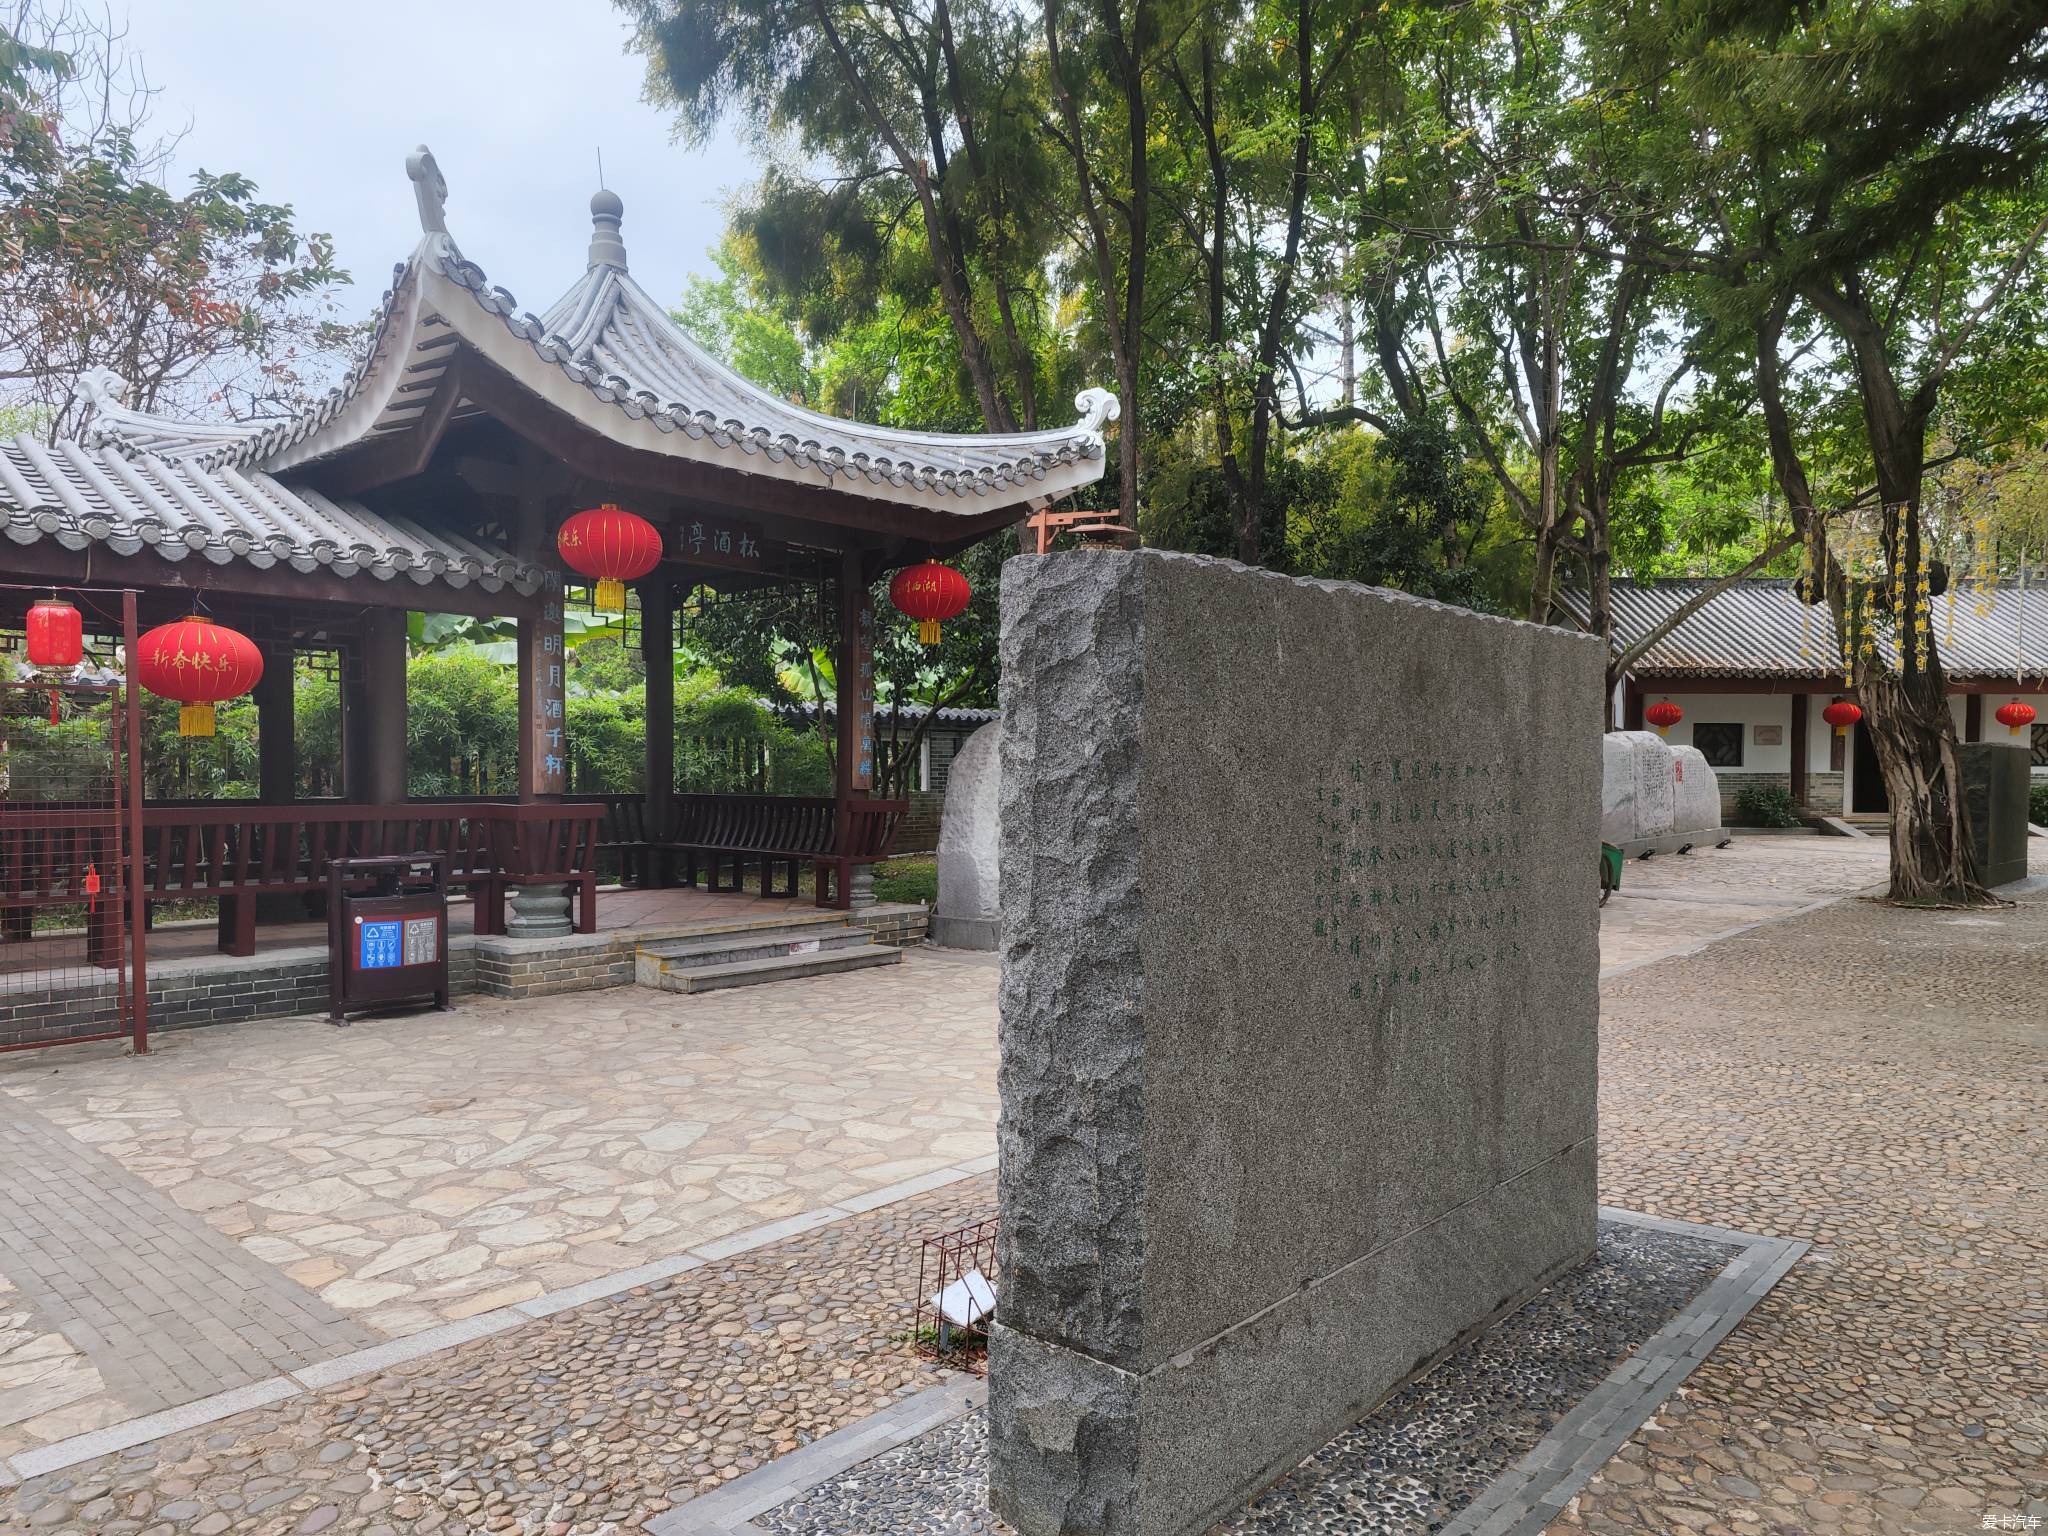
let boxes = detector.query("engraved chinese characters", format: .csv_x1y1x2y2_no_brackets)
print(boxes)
529,570,568,794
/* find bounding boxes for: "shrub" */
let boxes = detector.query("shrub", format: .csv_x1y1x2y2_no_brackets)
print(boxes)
1734,783,1803,828
2030,779,2048,828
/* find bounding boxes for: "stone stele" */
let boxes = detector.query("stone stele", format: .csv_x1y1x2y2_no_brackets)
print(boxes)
991,550,1603,1536
930,722,1001,950
1669,744,1723,836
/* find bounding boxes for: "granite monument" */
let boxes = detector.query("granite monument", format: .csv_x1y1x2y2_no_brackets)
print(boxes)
931,723,1001,950
991,550,1603,1536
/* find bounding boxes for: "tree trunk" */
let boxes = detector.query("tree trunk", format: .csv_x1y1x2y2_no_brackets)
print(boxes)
1861,658,1982,903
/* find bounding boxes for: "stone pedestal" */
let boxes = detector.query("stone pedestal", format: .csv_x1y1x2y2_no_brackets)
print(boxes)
931,723,1000,950
991,551,1603,1536
505,884,573,939
1958,741,2031,887
848,865,876,909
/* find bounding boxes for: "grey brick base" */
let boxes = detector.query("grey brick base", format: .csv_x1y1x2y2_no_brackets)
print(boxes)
0,904,928,1048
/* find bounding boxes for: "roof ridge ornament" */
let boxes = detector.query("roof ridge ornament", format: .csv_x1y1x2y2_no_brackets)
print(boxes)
1073,387,1120,436
407,145,449,236
588,187,627,271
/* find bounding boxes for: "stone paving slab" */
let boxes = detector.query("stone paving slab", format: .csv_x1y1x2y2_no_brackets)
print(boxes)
0,948,1000,1461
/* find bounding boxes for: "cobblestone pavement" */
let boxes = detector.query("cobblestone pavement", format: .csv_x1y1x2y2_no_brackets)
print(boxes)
1562,854,2047,1534
1596,834,1891,973
0,1177,1000,1533
0,950,998,1458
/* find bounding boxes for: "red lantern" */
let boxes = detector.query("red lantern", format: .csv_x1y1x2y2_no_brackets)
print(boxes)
1644,700,1683,737
26,597,83,668
557,503,661,612
1994,698,2036,737
25,596,82,723
135,616,263,737
1821,699,1862,737
889,560,972,645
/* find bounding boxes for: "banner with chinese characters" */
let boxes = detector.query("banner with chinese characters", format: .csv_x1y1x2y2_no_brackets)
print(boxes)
526,571,567,796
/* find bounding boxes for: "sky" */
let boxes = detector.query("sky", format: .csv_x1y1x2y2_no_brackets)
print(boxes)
123,0,762,325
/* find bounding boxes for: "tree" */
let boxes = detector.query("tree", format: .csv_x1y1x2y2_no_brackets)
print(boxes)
622,0,1060,437
1674,0,2048,902
0,3,353,438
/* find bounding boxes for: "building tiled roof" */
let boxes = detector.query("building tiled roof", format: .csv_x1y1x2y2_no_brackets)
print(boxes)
1562,579,2048,682
0,432,544,594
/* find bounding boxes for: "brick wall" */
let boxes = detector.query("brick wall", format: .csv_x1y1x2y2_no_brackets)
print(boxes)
0,904,928,1049
1716,769,1845,820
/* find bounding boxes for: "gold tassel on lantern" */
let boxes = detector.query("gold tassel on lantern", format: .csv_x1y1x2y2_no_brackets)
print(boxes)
179,702,217,737
594,578,626,613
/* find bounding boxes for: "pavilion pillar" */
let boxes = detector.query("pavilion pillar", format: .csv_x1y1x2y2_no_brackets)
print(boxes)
256,644,296,804
834,551,878,908
507,568,574,937
1965,692,1983,743
354,611,409,805
640,574,675,883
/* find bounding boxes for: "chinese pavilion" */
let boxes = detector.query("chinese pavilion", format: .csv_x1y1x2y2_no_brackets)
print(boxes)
1,147,1112,958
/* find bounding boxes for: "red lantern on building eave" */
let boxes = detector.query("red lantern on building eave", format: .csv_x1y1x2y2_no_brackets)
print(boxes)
25,596,83,724
135,616,263,737
1644,699,1683,737
557,503,662,612
890,560,972,645
1994,698,2036,737
1821,698,1862,738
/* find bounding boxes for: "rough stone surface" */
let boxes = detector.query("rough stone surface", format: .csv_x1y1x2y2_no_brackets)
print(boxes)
991,551,1603,1536
932,725,1002,951
1669,745,1723,836
1958,740,2031,887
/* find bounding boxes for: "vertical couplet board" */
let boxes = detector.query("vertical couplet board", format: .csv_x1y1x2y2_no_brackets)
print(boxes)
525,571,568,797
991,551,1605,1536
837,557,876,794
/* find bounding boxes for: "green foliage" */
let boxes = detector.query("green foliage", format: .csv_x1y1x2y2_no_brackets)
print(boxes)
874,856,937,906
2029,779,2048,829
0,6,352,434
1734,783,1803,828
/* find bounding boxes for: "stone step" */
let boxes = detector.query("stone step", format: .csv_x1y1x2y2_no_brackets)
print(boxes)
638,924,873,972
639,944,902,995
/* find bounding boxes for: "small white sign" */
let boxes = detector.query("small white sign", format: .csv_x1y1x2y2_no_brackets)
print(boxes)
931,1268,997,1328
789,939,821,955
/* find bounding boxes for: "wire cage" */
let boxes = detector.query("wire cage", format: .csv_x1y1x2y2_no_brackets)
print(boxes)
1,584,148,1055
913,1217,999,1363
0,679,132,1044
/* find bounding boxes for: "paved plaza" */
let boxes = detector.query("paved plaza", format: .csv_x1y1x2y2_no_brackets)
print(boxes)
0,836,2040,1533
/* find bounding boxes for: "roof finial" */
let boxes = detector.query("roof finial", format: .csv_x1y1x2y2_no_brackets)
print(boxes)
407,145,448,236
589,173,627,271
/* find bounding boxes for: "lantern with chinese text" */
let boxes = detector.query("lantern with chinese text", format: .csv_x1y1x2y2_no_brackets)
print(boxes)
135,616,263,737
25,596,83,724
889,560,971,645
556,503,661,612
1644,699,1683,736
1821,698,1862,738
1994,698,2036,738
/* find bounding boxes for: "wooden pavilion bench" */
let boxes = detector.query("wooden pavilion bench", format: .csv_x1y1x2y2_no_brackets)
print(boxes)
666,793,907,909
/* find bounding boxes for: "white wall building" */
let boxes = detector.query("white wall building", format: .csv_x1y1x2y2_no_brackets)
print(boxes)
1559,580,2045,820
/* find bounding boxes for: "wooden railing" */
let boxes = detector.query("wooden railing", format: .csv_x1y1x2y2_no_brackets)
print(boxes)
1,801,600,957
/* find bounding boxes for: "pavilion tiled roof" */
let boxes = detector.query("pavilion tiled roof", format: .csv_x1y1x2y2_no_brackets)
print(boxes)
1560,578,2048,683
0,431,544,594
74,156,1115,510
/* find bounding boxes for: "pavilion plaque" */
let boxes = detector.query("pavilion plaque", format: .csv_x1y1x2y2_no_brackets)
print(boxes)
991,551,1603,1536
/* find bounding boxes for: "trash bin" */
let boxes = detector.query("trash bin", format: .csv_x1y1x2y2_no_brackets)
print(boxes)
327,853,450,1023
